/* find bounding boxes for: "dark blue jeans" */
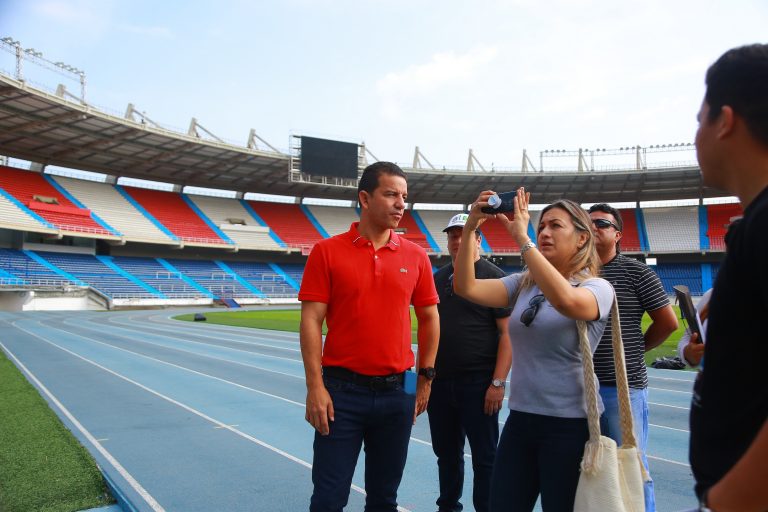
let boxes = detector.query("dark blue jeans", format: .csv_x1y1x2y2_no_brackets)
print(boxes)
427,372,499,512
310,375,416,512
489,410,589,512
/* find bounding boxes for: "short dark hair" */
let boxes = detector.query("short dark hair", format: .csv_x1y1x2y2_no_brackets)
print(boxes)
588,203,623,253
705,43,768,146
358,161,407,196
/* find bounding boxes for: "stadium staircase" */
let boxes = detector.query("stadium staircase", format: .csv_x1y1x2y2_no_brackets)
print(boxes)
643,206,700,253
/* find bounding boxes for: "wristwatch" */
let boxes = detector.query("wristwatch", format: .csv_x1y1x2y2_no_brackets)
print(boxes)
491,378,505,388
418,367,436,380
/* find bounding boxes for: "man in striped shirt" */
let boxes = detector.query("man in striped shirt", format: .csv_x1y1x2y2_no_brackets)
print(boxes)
588,203,678,512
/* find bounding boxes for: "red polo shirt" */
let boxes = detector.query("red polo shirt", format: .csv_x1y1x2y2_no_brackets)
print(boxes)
299,222,438,375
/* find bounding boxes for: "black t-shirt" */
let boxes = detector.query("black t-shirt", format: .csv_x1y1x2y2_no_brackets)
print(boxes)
594,254,670,388
433,258,511,377
690,186,768,497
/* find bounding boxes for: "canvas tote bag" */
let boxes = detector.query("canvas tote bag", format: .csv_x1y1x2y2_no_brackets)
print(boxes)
574,296,649,512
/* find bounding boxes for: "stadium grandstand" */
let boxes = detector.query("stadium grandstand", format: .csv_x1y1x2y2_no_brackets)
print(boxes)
0,39,740,312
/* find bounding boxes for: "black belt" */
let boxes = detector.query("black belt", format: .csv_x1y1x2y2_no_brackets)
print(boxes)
323,366,405,391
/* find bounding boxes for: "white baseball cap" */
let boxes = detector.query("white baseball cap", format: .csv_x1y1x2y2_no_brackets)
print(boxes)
443,213,469,232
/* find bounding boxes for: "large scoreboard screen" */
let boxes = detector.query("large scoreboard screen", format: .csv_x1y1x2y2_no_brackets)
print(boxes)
300,136,359,179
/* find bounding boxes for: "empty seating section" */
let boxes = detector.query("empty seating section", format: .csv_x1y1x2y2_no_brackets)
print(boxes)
305,204,359,237
479,214,520,253
0,166,112,235
164,259,252,298
706,203,742,250
187,195,282,250
223,261,298,297
654,263,703,295
54,176,174,244
616,209,642,253
0,249,73,286
121,186,227,245
34,251,157,297
643,206,700,253
109,257,201,298
276,263,304,289
397,211,432,252
414,210,456,253
0,192,53,232
246,201,324,252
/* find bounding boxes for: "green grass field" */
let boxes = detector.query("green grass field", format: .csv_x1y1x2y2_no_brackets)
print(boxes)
0,351,114,512
177,305,687,366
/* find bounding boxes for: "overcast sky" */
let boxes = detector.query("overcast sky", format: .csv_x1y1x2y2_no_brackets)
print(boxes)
1,0,767,171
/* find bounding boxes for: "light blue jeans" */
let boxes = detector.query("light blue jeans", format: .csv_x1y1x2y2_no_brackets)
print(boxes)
599,386,655,512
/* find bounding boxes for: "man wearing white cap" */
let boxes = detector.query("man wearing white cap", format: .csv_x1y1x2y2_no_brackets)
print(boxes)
428,213,512,512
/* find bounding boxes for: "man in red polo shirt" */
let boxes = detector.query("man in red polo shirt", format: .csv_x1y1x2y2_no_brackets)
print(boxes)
299,161,440,512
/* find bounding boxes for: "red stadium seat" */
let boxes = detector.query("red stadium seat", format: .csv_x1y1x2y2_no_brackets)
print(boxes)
246,201,324,252
706,203,742,250
121,186,227,245
0,166,112,235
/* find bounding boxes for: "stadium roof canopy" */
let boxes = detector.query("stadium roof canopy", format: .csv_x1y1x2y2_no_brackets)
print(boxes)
0,73,727,205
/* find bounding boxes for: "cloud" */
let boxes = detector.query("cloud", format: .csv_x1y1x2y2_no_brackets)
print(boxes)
377,45,498,97
376,45,499,120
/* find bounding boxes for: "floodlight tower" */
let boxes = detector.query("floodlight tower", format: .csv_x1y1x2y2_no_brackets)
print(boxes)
0,36,86,103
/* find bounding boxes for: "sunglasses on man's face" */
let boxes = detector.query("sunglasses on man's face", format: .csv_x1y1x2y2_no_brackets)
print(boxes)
520,294,546,327
592,218,621,231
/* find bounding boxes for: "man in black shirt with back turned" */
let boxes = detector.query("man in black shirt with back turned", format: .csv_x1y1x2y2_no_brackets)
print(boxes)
429,213,512,512
690,43,768,512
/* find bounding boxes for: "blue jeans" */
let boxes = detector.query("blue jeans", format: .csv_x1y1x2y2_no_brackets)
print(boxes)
599,386,655,512
310,375,416,512
427,372,500,512
489,410,589,512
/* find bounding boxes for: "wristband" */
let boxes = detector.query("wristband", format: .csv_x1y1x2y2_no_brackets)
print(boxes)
520,240,536,256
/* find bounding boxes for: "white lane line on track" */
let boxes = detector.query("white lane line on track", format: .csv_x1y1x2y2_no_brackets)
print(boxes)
649,401,690,410
141,312,302,342
29,316,691,459
0,341,166,512
650,423,689,433
27,318,447,464
647,455,690,467
102,316,302,353
648,386,693,394
66,317,304,365
56,317,305,381
648,375,696,383
27,320,306,408
8,323,412,512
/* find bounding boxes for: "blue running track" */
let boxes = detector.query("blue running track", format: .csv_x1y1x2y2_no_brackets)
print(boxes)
0,310,699,511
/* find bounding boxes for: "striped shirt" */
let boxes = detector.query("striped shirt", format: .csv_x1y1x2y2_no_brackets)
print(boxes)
594,254,669,388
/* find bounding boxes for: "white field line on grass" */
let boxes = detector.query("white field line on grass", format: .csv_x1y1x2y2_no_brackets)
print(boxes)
9,322,412,512
0,340,166,512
